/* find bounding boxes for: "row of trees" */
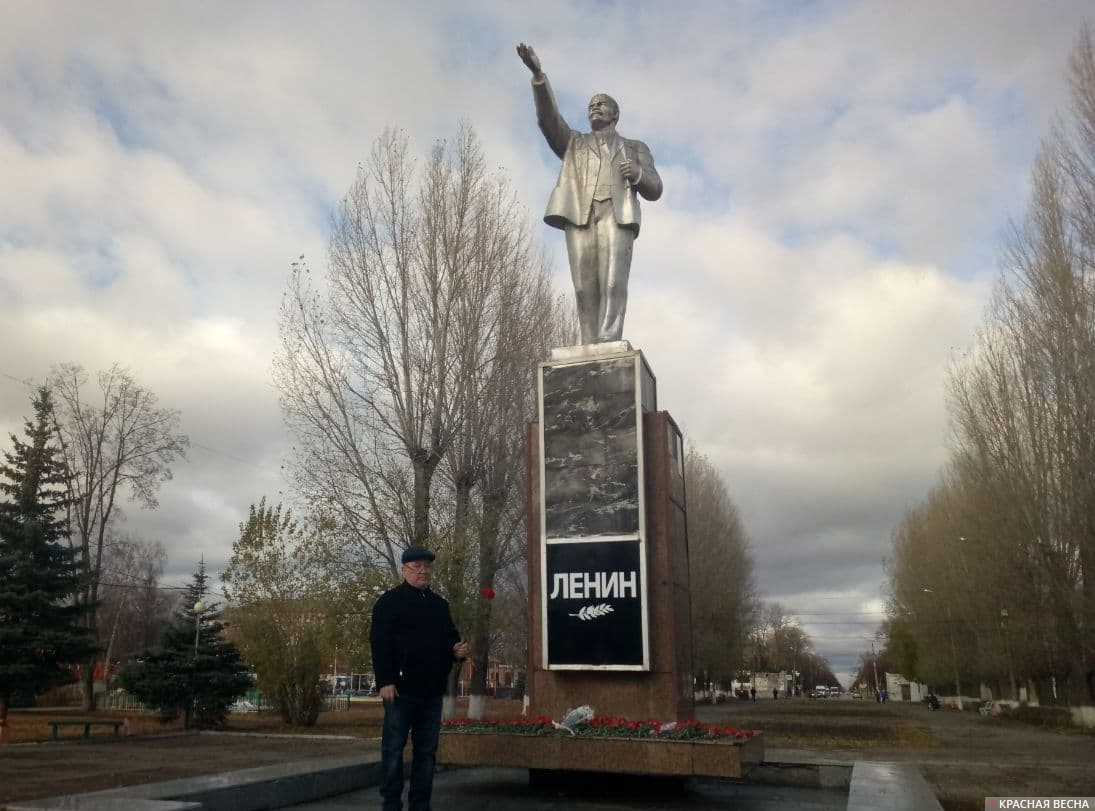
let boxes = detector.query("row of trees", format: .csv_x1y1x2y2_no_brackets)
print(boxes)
686,449,757,688
1,364,188,711
0,382,215,728
0,384,342,728
887,30,1095,706
684,449,836,692
747,602,840,693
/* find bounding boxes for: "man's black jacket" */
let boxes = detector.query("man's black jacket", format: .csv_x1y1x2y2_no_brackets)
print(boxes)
370,581,460,697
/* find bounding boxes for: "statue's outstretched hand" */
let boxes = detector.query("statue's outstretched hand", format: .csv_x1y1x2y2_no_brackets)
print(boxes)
517,43,542,77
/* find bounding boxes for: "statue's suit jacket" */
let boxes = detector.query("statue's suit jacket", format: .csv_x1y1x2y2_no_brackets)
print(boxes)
532,75,662,236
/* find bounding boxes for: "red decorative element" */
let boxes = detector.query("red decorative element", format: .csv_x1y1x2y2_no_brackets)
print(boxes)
441,715,756,742
479,587,496,600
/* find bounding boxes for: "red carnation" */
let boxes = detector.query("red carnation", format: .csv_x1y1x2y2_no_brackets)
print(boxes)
479,587,496,599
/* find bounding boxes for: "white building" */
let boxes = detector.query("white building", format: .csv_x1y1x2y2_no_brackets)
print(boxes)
884,672,928,702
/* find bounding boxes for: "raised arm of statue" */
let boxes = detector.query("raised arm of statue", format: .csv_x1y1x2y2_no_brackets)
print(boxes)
516,42,542,79
518,42,570,158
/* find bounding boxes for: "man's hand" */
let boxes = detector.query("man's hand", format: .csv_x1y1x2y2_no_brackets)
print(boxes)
517,43,542,78
453,641,469,660
379,684,397,702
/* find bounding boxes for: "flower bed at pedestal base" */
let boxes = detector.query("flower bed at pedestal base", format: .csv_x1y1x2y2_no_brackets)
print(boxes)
438,732,763,779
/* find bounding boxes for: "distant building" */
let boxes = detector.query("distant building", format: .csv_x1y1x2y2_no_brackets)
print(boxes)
884,672,927,702
455,658,521,699
730,671,794,697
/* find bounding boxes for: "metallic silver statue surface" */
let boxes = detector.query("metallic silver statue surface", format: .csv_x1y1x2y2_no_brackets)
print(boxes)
518,43,662,345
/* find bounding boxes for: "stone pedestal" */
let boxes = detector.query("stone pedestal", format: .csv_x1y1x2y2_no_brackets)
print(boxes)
439,733,762,779
526,343,693,722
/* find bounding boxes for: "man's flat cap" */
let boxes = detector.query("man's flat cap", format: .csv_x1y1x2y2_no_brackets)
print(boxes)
401,546,436,565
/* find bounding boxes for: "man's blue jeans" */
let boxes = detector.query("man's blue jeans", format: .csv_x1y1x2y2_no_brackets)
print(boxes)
380,693,443,811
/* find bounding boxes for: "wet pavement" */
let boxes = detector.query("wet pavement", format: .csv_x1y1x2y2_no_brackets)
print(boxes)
285,766,847,811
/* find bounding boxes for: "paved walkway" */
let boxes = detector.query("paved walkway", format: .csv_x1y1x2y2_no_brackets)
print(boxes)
4,699,1092,809
286,767,847,811
695,697,1095,803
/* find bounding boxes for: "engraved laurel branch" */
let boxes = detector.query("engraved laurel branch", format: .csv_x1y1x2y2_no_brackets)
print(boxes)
569,603,615,620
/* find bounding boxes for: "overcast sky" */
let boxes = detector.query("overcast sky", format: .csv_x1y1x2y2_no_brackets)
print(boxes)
1,1,1090,684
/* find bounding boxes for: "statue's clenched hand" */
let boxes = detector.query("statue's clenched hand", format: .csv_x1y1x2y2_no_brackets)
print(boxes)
619,157,641,186
517,43,542,78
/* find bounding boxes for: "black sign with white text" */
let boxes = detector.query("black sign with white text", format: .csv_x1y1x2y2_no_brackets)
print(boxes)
545,540,645,668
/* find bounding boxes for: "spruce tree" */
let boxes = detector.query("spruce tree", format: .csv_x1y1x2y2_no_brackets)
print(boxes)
119,561,251,728
0,388,96,725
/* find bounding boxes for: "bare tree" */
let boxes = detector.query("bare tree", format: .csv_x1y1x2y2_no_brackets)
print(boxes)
755,602,803,673
98,536,170,675
438,232,566,716
685,448,757,691
942,34,1095,702
46,363,188,710
888,31,1095,706
275,125,566,719
275,125,558,579
888,482,989,703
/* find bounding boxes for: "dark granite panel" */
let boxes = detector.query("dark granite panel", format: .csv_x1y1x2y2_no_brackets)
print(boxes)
542,356,640,538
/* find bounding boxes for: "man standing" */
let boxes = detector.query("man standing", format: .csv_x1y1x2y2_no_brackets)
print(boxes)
517,43,662,345
370,547,468,811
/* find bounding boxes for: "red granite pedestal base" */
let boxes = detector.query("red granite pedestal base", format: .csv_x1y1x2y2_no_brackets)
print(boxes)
438,732,763,779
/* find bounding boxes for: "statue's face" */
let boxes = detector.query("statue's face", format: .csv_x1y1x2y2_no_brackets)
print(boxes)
587,94,619,129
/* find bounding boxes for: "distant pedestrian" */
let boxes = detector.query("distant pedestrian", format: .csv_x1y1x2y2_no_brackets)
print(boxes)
772,688,779,700
750,686,756,702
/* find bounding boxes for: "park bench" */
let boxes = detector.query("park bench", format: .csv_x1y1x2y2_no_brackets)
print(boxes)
48,719,124,740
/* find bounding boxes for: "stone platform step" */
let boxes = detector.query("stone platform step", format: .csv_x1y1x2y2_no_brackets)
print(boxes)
438,731,764,779
6,754,379,811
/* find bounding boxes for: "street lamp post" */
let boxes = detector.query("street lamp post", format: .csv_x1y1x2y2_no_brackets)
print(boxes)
190,599,205,728
871,641,880,698
792,639,799,697
1000,608,1016,701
